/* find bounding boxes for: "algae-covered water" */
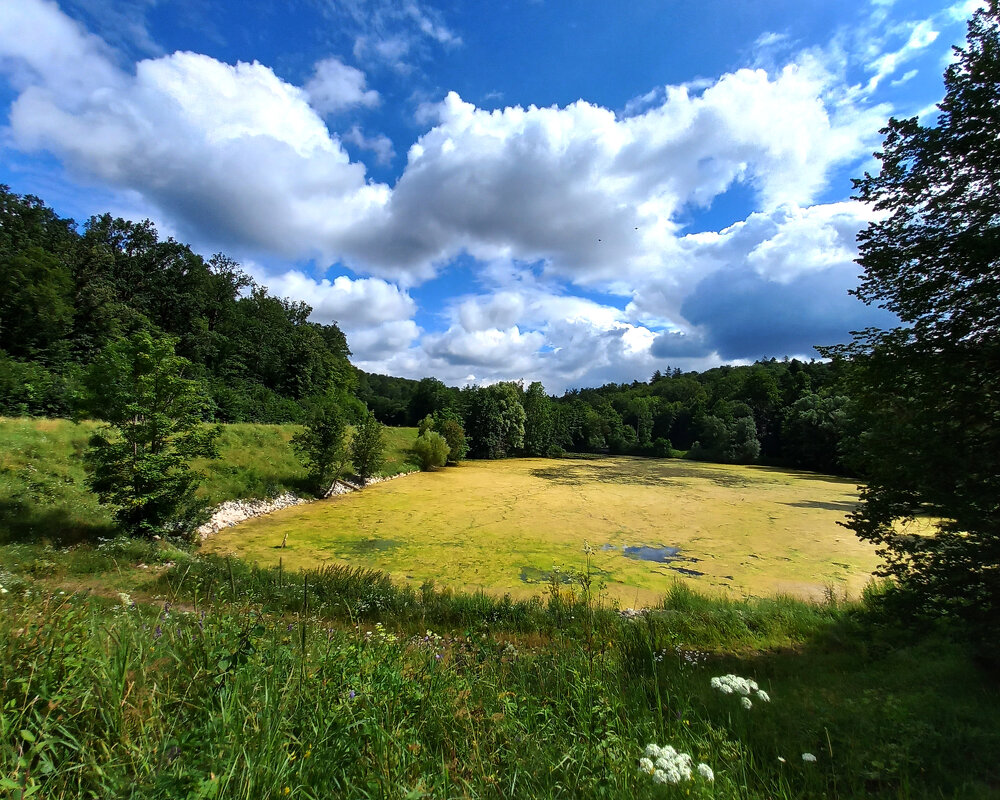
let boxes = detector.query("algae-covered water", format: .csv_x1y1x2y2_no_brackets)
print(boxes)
203,456,880,604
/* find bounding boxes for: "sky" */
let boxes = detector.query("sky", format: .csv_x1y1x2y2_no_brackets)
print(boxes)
0,0,983,393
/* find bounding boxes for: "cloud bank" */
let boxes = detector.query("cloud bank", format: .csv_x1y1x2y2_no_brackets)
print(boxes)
0,0,919,391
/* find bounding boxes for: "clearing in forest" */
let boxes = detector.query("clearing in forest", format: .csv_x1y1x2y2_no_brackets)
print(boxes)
203,456,883,605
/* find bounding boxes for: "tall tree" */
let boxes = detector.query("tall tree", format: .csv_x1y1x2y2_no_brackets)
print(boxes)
823,2,1000,632
522,381,553,456
350,410,386,485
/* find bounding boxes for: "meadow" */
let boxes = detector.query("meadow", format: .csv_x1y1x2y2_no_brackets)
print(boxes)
204,456,881,604
2,418,999,798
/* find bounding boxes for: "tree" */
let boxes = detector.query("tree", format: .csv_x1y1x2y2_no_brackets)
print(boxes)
521,381,553,456
413,431,449,470
292,393,350,494
822,3,1000,632
782,392,851,474
463,383,526,459
83,331,219,537
350,410,386,485
433,414,468,463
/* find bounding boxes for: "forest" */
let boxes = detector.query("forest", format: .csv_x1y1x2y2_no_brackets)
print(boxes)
0,186,354,424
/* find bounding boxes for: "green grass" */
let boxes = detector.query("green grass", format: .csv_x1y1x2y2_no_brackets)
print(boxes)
1,553,998,799
0,417,418,545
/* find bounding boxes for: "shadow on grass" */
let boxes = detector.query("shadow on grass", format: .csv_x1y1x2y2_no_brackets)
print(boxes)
782,499,859,513
0,498,115,546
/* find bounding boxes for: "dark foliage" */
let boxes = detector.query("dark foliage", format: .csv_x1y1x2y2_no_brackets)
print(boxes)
0,187,353,421
822,2,1000,634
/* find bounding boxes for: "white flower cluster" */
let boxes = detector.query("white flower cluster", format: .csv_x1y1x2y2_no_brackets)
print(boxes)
0,584,8,595
710,674,771,709
638,744,714,785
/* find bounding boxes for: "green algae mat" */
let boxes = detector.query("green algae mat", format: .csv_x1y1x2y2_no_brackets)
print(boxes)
202,456,882,605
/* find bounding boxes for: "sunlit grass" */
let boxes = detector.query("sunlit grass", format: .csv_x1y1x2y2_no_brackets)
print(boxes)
205,456,880,603
0,418,418,545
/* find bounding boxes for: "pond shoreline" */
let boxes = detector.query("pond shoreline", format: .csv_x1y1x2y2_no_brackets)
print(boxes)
197,470,418,540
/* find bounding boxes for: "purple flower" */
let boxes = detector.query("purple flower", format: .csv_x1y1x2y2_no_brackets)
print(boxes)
348,690,357,700
154,625,162,639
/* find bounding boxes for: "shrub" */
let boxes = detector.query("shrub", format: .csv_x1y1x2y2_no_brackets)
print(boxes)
435,417,468,463
413,431,449,471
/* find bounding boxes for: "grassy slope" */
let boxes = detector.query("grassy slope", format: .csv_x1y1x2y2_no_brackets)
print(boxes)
0,554,998,799
0,417,418,544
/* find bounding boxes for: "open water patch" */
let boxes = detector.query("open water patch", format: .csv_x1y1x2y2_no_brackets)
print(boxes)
623,545,682,562
623,544,704,577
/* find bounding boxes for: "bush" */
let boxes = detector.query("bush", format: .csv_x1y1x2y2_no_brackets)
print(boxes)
651,437,673,458
413,431,449,471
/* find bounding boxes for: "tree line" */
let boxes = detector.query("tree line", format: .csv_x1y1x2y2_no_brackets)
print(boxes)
359,360,854,475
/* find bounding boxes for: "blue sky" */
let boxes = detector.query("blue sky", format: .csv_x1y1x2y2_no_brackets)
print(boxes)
0,0,982,391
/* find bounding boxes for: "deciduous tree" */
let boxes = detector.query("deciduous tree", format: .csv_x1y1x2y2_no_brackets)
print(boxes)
822,2,1000,632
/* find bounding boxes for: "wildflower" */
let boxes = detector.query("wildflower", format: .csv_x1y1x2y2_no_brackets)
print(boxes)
640,743,709,786
711,674,771,706
0,585,8,595
802,753,817,763
154,625,162,639
118,592,132,607
777,756,786,763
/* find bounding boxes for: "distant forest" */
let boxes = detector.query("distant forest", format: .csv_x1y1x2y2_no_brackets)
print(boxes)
2,185,855,475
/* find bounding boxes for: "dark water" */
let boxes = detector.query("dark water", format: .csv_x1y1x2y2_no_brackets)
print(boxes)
623,545,682,562
623,545,705,577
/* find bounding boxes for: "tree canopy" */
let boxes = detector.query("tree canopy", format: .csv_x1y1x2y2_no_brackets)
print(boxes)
823,1,1000,633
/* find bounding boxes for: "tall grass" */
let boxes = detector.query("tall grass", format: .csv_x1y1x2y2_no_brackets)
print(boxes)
2,555,999,799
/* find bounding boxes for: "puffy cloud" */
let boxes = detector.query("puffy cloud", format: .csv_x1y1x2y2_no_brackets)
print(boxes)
255,271,414,327
0,0,907,391
424,326,545,371
251,269,418,361
342,125,395,165
304,57,379,113
347,319,420,360
1,2,392,267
